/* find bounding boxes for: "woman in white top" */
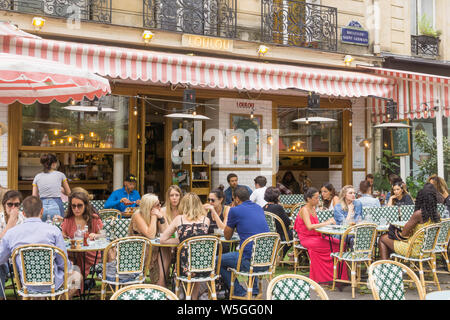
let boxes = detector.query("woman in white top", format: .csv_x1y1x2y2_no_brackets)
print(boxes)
32,154,71,222
320,183,339,210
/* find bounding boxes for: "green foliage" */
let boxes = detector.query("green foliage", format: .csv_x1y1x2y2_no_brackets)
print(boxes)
405,176,424,199
418,14,442,38
373,150,399,192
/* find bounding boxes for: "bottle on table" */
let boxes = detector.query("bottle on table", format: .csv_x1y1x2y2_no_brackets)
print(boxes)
74,224,84,249
83,225,89,246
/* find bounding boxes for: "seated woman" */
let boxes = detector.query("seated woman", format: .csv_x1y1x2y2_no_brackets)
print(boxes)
378,183,441,260
294,187,347,284
333,185,363,225
160,185,182,225
262,186,293,259
358,180,381,208
428,174,450,212
320,183,340,210
202,185,230,233
160,192,210,300
386,181,414,207
128,193,170,287
61,192,103,284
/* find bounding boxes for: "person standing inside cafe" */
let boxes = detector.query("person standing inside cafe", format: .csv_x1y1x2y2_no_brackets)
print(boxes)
104,174,141,212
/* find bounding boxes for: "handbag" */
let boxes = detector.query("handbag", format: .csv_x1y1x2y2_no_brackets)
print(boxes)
387,224,407,241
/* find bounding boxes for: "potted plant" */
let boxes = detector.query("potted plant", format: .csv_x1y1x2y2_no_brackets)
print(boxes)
418,14,442,38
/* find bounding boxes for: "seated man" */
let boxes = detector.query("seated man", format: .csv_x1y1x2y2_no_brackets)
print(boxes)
0,196,81,299
219,186,269,297
104,174,141,212
224,173,253,206
249,176,268,207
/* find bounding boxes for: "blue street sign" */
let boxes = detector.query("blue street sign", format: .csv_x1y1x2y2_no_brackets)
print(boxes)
341,21,369,46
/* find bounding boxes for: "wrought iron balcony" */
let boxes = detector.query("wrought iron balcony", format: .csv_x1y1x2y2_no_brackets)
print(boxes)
143,0,237,39
0,0,112,24
261,0,337,52
411,35,440,58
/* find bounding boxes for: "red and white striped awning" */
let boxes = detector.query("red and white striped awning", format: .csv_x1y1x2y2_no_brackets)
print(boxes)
0,21,41,39
0,23,395,99
362,66,450,122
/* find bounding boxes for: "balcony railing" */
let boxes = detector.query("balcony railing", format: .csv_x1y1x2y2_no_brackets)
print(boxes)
0,0,112,24
143,0,237,39
261,0,338,51
411,35,440,59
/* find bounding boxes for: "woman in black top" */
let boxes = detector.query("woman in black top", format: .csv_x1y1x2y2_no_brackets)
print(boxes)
262,187,293,258
387,181,414,207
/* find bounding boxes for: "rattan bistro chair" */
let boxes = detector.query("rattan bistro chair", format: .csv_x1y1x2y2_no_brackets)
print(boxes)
331,223,378,298
113,218,132,240
110,284,178,300
433,218,450,273
228,232,280,300
100,236,151,300
174,235,222,300
11,244,69,300
264,211,296,269
290,206,310,273
390,223,441,291
98,209,120,221
368,260,426,300
399,205,416,222
266,274,329,300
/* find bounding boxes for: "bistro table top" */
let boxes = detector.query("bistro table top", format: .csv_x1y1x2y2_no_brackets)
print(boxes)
316,221,408,235
425,290,450,300
149,234,240,247
66,239,110,252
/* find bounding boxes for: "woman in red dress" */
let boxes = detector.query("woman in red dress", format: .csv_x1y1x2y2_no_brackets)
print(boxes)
62,192,103,280
294,187,348,283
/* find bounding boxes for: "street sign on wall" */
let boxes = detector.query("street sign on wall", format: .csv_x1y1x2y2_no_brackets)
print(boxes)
341,21,369,46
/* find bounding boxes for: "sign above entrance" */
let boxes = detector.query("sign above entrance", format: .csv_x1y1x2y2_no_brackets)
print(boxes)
341,21,369,46
182,34,233,52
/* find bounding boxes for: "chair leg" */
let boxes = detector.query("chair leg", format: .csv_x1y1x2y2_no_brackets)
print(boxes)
331,258,337,291
247,277,254,300
185,282,192,300
418,261,426,291
175,279,180,298
430,257,441,291
210,280,217,300
351,261,356,299
229,272,235,300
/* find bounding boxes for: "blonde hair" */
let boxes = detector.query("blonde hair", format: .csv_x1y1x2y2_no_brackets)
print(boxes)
428,174,449,195
179,192,206,222
0,186,9,213
129,193,159,234
338,185,354,212
164,185,182,225
71,187,94,201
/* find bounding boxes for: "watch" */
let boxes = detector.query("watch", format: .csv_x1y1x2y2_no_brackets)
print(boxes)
158,217,166,224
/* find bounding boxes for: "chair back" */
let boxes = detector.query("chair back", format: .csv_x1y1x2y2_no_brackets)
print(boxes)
352,223,378,255
102,217,116,240
114,218,132,240
399,205,415,222
279,194,304,205
418,223,441,256
437,203,445,216
316,209,333,223
266,274,328,300
176,235,222,278
264,211,277,233
110,284,178,300
11,244,67,295
63,202,68,212
264,211,292,244
362,206,400,223
436,218,450,247
368,260,425,300
91,200,106,212
98,209,120,221
238,232,280,272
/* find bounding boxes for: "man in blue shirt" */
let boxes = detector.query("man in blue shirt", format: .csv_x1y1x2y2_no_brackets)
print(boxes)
220,186,269,297
224,173,253,206
104,174,141,212
0,196,82,298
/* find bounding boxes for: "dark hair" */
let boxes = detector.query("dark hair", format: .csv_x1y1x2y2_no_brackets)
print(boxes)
388,174,401,184
390,181,408,205
234,186,250,202
365,174,374,180
305,187,319,202
210,185,225,200
254,176,267,187
227,173,238,183
2,190,23,213
66,192,98,232
415,184,440,223
22,196,42,218
359,180,371,194
264,187,280,204
281,171,297,185
320,183,336,209
40,154,58,173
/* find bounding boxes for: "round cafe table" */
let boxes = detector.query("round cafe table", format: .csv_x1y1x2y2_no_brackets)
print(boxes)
426,290,450,300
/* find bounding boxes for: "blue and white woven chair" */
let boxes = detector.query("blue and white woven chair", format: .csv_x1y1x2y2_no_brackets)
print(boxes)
368,260,426,300
11,244,69,300
433,218,450,274
100,236,151,300
331,223,378,298
174,235,222,300
110,284,178,300
390,223,441,291
266,274,329,300
229,232,280,300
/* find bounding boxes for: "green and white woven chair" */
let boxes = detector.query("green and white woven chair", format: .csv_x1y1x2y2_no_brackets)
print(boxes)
174,235,222,300
316,209,334,223
110,283,178,300
331,223,378,298
399,205,415,222
437,203,445,216
229,232,280,300
63,202,68,212
279,194,305,215
100,236,151,300
11,244,69,300
266,274,329,300
368,260,426,300
363,206,400,224
91,200,106,212
102,217,116,241
433,218,450,274
390,223,441,291
98,209,121,221
113,218,132,240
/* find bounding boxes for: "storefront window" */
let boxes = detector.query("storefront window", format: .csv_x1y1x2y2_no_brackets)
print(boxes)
277,107,342,152
21,96,129,148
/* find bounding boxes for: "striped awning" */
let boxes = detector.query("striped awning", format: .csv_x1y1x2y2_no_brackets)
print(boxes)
0,23,396,99
363,66,450,122
0,21,41,39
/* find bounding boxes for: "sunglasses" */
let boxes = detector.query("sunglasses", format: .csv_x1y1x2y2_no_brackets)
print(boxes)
71,203,85,210
207,198,216,202
6,202,20,208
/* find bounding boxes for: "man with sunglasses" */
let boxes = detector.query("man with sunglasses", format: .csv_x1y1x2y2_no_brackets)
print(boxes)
104,174,141,212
